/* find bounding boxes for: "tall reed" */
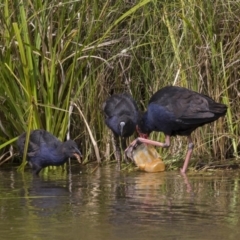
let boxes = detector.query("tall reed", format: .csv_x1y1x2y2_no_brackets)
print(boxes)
0,0,239,170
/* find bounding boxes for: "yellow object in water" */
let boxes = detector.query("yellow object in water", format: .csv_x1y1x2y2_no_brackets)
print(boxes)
132,144,165,173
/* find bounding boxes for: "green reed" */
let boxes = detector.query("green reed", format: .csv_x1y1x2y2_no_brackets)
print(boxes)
0,0,239,171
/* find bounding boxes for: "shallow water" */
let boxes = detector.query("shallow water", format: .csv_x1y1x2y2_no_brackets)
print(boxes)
0,165,240,240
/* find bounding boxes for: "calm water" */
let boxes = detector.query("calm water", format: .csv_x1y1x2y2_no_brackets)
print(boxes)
0,164,240,240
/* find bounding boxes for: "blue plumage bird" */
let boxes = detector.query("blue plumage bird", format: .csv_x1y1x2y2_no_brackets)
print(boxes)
103,93,139,166
126,86,227,173
17,129,82,175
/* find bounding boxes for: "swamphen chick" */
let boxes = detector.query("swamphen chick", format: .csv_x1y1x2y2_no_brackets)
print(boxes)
103,93,139,166
17,129,82,175
126,86,227,173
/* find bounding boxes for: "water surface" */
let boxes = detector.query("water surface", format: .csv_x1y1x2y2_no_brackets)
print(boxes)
0,165,240,240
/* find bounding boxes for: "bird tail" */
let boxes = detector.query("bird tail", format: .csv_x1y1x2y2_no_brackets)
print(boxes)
209,102,227,116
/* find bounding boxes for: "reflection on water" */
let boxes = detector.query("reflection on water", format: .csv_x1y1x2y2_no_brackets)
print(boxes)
0,166,240,240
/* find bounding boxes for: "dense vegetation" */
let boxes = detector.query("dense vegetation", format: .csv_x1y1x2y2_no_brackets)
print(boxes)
0,0,239,171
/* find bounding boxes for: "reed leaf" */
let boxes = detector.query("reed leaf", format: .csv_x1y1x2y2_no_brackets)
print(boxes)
0,0,239,171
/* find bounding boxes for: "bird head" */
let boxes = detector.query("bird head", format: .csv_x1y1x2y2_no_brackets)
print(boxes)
137,113,150,138
62,140,82,163
136,125,149,139
118,119,136,137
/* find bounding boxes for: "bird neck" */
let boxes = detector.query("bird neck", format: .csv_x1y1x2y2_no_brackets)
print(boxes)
136,125,149,138
137,111,152,137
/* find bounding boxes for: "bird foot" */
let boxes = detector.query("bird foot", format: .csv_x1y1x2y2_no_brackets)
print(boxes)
124,145,134,160
124,139,142,160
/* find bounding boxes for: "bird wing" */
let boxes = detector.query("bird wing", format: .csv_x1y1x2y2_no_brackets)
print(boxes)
148,86,226,125
151,89,218,124
103,93,139,118
17,133,41,157
26,141,42,157
103,94,123,117
172,94,225,124
18,130,61,157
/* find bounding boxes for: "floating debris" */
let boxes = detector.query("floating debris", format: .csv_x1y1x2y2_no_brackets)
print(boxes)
132,144,165,173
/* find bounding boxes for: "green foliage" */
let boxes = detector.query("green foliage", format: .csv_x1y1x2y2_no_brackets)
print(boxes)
0,0,239,171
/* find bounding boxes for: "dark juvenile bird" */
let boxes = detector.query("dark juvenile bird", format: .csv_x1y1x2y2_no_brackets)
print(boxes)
103,93,139,166
17,129,82,175
126,86,227,173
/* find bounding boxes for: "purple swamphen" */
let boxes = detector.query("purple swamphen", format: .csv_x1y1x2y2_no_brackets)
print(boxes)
103,93,139,166
126,86,227,173
17,129,82,175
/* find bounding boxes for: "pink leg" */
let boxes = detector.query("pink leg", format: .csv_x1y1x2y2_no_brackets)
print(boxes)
181,135,194,174
125,135,171,159
180,172,192,193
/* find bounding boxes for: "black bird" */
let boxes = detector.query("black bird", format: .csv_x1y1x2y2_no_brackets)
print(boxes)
17,129,82,175
103,93,139,166
126,86,227,173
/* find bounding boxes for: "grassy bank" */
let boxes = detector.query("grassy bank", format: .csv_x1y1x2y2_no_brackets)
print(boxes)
0,0,239,170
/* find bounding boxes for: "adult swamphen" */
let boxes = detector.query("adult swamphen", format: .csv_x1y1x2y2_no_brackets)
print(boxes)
125,86,227,173
103,93,139,166
17,129,82,175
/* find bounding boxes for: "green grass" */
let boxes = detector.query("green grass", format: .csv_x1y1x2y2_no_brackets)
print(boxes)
0,0,239,171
